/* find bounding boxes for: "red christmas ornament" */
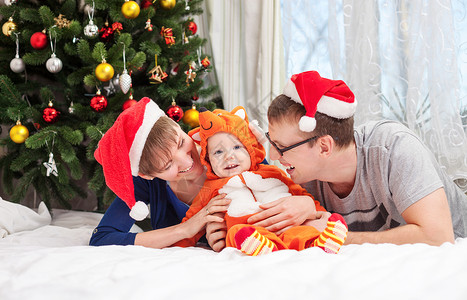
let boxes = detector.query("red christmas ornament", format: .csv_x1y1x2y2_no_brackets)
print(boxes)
90,89,108,112
187,21,197,35
201,56,211,68
43,101,60,123
192,94,199,101
30,32,47,50
166,101,184,122
122,94,138,110
141,0,152,9
99,22,114,43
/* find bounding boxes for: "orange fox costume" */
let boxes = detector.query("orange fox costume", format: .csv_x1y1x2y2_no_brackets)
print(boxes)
173,106,332,251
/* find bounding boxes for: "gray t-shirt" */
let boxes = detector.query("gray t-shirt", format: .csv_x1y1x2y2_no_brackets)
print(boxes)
303,120,467,238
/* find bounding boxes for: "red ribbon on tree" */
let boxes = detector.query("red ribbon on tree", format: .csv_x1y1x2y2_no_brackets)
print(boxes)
160,26,175,46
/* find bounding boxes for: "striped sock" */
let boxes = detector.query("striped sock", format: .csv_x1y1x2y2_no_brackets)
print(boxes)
234,226,278,256
313,213,348,254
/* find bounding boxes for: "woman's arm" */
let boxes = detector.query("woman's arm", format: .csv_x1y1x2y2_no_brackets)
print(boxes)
89,197,139,246
345,188,455,246
135,200,226,248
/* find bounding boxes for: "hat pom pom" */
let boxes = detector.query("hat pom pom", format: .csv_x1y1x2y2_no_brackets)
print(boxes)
129,201,149,221
299,116,316,132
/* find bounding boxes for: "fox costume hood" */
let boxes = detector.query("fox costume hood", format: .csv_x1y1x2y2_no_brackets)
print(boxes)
188,106,266,180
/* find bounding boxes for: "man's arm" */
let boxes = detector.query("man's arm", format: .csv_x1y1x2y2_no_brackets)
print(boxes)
345,188,455,246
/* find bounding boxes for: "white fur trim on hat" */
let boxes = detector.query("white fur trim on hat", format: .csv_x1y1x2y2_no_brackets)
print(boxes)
317,96,358,119
283,79,301,104
129,201,149,221
128,101,165,176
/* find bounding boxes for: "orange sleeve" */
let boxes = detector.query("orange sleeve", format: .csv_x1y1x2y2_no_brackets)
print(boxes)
172,184,218,247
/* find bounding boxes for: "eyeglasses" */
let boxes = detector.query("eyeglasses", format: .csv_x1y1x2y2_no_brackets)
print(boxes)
265,132,319,156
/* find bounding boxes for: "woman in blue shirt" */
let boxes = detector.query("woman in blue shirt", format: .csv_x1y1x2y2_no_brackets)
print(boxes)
89,98,230,248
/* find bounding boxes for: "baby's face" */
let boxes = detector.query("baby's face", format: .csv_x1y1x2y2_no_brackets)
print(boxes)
207,132,251,178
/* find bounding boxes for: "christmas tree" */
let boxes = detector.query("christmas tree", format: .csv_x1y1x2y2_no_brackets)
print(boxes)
0,0,218,210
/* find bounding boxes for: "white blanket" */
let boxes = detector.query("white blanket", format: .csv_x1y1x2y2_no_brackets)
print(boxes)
1,200,466,300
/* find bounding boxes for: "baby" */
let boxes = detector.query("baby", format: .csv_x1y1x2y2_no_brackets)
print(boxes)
174,106,347,255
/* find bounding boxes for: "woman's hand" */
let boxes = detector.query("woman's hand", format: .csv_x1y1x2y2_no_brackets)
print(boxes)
182,194,230,239
247,195,318,235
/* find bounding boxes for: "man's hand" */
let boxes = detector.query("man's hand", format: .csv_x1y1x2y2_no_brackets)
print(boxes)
247,195,318,235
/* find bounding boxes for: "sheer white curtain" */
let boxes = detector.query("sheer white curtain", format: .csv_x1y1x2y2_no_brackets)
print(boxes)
202,0,285,130
282,0,467,190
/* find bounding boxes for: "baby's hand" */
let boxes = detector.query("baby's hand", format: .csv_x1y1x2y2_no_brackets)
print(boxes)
302,211,331,232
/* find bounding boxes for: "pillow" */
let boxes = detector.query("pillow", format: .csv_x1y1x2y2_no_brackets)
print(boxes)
0,197,51,238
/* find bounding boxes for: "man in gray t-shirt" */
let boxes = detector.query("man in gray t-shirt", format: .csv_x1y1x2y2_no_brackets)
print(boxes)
303,120,467,239
260,70,466,246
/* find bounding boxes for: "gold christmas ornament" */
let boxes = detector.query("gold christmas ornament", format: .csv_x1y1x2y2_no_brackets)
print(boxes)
9,120,29,144
182,104,199,128
122,0,141,19
2,17,16,36
95,59,115,82
159,0,176,10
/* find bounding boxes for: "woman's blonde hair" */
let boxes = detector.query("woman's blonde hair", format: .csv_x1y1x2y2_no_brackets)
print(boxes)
268,94,354,148
139,117,179,175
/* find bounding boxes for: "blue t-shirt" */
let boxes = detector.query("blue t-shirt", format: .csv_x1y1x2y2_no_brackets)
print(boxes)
89,176,189,246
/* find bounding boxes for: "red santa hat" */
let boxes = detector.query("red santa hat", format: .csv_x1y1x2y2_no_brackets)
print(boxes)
94,97,166,221
283,70,357,132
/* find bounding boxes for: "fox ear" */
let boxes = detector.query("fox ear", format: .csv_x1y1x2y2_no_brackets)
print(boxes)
192,132,201,144
231,106,248,121
188,128,201,144
249,120,267,145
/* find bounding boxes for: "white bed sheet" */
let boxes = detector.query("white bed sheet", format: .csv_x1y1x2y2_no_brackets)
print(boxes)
1,208,467,300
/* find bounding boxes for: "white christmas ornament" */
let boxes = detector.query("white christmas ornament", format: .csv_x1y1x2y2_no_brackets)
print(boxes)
119,44,132,94
46,53,63,73
119,70,131,94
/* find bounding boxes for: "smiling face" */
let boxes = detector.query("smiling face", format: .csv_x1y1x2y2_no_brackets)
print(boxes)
207,132,251,178
268,120,323,184
146,126,204,182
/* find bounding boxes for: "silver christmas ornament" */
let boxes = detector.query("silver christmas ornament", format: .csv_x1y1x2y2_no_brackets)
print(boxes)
10,56,25,73
112,74,120,90
43,152,58,177
84,20,99,38
11,33,24,73
119,70,132,94
46,53,63,73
